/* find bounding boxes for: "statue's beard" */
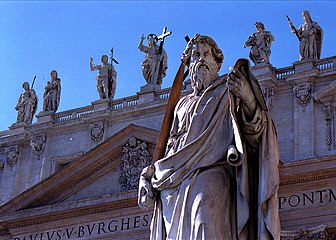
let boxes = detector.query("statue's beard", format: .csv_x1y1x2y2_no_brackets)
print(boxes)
190,61,218,95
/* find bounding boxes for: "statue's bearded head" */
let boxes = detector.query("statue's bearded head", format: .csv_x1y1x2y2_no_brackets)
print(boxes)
182,34,224,95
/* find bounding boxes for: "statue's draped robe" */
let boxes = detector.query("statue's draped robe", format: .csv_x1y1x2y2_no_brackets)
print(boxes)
16,89,38,124
91,63,117,99
298,21,323,60
248,30,274,64
150,72,280,239
139,44,168,85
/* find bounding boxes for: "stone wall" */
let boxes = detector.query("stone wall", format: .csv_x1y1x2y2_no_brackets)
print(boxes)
0,56,336,207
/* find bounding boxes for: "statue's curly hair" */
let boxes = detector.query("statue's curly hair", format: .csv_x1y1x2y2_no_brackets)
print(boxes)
181,34,224,70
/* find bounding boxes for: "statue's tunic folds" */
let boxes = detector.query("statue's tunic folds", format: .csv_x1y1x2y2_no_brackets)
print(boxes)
150,75,280,239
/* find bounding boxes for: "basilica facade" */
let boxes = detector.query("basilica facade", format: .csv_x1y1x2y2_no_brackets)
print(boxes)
0,55,336,239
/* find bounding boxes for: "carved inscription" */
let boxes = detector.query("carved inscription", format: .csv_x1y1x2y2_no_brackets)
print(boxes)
278,188,336,209
12,214,151,240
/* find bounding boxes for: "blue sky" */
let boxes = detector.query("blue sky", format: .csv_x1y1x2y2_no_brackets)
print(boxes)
0,1,335,131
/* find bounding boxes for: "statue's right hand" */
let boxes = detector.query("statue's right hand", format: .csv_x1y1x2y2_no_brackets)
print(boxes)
140,34,145,40
90,57,93,62
138,167,156,210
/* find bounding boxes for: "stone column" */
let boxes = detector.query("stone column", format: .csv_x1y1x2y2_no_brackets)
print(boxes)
290,60,318,160
251,62,278,111
26,134,47,189
292,82,314,160
0,145,20,204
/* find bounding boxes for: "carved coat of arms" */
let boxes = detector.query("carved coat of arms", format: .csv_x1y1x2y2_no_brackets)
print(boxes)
30,134,46,160
5,145,20,167
89,121,104,142
293,83,311,104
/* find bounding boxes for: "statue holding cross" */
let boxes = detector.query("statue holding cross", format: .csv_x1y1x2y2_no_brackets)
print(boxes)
138,27,171,86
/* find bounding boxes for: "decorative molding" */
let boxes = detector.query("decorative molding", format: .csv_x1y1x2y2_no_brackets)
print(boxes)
89,121,104,142
30,134,47,160
281,225,335,240
280,172,336,187
5,145,20,167
119,137,152,191
323,106,333,150
51,152,84,173
293,83,311,105
261,86,276,110
32,151,123,207
6,197,138,229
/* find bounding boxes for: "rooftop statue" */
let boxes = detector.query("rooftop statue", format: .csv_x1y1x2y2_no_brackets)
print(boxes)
138,28,170,86
42,70,61,112
15,81,38,126
90,54,117,100
138,34,280,240
287,10,323,60
244,22,275,65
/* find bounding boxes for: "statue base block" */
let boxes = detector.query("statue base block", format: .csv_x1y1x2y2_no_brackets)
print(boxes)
140,83,161,93
92,99,110,112
36,111,54,124
294,59,315,73
9,123,26,134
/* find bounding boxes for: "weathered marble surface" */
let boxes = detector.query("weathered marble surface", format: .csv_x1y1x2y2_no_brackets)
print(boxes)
288,10,323,61
244,22,275,65
42,70,61,113
90,55,117,100
139,34,280,239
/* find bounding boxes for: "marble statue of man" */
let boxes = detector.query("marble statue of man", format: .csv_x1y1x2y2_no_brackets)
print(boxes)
90,55,117,100
138,34,280,240
15,82,38,125
289,10,323,60
244,22,275,65
42,70,61,112
138,34,168,86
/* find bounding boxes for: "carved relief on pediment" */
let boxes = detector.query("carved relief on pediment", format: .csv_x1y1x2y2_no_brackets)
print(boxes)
280,225,335,240
119,137,152,191
89,121,104,142
30,134,47,160
5,145,20,167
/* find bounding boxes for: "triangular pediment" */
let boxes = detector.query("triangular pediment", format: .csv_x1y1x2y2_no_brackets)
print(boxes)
0,124,158,221
313,80,336,104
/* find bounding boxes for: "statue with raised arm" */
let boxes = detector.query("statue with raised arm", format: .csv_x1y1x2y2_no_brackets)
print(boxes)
42,70,61,112
138,34,280,240
287,10,323,60
138,34,168,86
244,22,275,65
90,54,117,100
15,81,38,125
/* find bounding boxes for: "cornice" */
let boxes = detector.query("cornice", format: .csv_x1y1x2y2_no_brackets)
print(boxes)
279,155,336,186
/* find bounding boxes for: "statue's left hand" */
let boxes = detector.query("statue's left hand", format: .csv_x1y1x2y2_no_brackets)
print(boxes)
227,68,254,103
227,68,257,118
138,167,156,210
